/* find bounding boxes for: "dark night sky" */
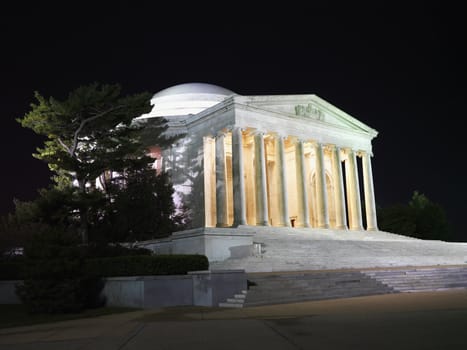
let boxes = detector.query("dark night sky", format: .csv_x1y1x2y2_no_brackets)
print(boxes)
1,3,466,239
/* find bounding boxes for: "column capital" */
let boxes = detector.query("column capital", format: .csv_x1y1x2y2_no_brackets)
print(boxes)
323,143,338,153
274,133,289,140
355,150,374,158
215,130,227,138
356,150,366,157
312,142,325,150
252,129,267,137
342,147,360,156
359,150,374,157
291,137,310,145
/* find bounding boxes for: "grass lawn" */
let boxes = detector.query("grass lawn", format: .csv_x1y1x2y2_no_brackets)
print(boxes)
0,304,141,329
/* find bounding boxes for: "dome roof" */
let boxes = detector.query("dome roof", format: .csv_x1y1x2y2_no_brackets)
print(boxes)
146,82,235,117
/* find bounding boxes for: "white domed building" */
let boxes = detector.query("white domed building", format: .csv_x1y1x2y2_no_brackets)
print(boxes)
138,82,379,261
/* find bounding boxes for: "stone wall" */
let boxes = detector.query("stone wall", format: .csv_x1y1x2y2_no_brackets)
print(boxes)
1,270,247,308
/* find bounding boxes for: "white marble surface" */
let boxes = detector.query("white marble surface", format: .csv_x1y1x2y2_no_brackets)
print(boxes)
210,227,467,272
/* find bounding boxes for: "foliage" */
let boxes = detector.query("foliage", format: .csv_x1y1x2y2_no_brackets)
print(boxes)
0,217,36,258
16,83,183,243
93,171,183,242
85,254,209,277
82,243,152,258
17,83,154,187
15,230,104,314
378,191,453,240
0,186,83,256
0,261,24,280
0,243,151,280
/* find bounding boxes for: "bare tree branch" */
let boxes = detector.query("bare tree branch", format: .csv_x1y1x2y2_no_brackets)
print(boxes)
67,105,125,157
57,137,72,155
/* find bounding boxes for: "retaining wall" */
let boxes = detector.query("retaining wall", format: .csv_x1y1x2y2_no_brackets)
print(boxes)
0,270,246,308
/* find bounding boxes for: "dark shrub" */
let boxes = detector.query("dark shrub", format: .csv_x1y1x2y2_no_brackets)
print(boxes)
0,262,25,280
86,254,209,277
15,230,105,314
82,243,152,258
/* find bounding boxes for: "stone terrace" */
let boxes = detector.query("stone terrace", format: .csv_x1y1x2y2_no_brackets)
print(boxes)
210,226,467,273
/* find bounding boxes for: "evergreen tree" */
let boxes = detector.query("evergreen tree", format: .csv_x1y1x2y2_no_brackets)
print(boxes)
378,191,452,240
17,83,178,243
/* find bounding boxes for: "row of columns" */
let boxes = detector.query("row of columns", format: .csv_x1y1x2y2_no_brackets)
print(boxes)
214,127,378,231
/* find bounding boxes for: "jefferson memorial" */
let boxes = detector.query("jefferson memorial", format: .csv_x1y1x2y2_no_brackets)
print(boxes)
138,82,380,261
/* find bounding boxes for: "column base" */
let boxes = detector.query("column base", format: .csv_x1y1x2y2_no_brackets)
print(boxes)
318,224,330,229
256,221,270,226
350,226,364,231
232,220,247,227
366,227,379,231
216,223,230,228
334,225,348,230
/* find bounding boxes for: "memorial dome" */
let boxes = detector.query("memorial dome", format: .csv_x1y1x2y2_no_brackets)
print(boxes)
146,82,235,117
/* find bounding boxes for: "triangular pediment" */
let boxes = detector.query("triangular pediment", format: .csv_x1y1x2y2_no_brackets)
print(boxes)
234,94,377,136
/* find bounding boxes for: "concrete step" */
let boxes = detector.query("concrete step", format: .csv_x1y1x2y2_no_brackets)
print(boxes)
218,302,243,308
244,270,395,306
226,298,244,303
245,290,395,307
247,281,392,291
218,289,248,308
390,282,467,290
361,267,467,293
374,280,467,287
246,287,395,300
396,288,467,293
242,266,467,306
370,273,467,278
234,294,246,299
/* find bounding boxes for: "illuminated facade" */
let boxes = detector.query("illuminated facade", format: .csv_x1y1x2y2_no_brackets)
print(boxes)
138,83,379,260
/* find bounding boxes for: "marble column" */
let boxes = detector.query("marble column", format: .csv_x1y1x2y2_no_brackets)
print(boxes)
362,151,378,231
254,132,269,226
331,146,347,229
314,143,330,228
277,135,290,227
215,132,228,227
345,149,363,230
295,139,310,227
232,127,247,226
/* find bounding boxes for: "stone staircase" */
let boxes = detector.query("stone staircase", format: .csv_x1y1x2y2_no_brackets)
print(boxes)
242,270,396,307
362,266,467,292
218,290,247,308
217,266,467,308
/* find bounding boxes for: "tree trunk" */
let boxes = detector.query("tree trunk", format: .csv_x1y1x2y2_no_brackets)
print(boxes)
77,179,88,244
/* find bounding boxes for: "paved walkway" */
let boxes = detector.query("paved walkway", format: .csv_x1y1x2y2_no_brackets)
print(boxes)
2,290,467,349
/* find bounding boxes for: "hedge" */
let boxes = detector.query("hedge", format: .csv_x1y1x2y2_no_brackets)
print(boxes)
0,254,209,280
0,262,25,280
84,254,209,277
81,244,152,258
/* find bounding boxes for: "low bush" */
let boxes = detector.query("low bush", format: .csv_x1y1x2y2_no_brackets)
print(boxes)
81,243,152,258
16,230,105,314
0,262,24,280
86,254,209,277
